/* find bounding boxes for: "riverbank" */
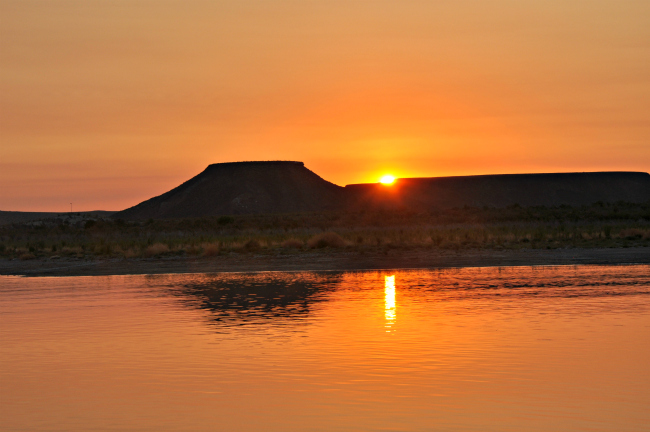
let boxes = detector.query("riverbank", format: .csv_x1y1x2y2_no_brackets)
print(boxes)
2,247,648,277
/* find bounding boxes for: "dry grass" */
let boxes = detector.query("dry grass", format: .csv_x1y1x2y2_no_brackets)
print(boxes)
281,238,303,249
3,222,647,261
1,203,649,260
93,244,112,255
145,243,170,257
202,242,220,256
61,246,83,255
123,248,139,258
307,232,347,249
618,228,649,239
184,244,201,255
244,239,262,252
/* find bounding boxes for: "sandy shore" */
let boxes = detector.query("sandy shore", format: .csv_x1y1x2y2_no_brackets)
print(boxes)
1,247,648,277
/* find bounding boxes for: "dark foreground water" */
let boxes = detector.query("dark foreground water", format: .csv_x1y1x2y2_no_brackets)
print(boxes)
1,265,649,431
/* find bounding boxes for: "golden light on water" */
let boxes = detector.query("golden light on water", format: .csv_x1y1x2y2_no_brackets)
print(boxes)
385,275,396,332
380,175,395,185
3,267,650,430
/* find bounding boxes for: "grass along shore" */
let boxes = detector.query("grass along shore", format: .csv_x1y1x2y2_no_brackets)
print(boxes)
1,202,649,261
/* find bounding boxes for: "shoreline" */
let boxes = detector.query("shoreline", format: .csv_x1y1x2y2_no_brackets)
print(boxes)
1,247,649,277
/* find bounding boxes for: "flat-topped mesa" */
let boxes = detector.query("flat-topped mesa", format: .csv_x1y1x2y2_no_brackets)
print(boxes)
205,161,305,168
115,166,650,219
115,161,344,219
346,171,650,209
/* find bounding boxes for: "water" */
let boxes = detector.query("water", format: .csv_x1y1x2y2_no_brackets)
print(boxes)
1,265,649,431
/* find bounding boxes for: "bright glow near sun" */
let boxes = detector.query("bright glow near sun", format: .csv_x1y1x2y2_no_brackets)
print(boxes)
380,175,395,185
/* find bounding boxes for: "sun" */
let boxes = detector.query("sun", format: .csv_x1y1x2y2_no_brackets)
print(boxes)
380,174,396,185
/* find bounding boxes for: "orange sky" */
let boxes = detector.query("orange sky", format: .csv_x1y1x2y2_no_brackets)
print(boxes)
2,1,649,211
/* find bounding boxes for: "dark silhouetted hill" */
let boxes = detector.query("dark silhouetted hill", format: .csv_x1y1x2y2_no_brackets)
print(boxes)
346,172,650,210
115,163,650,219
115,161,344,219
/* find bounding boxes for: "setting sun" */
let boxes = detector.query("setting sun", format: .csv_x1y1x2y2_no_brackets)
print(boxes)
380,175,396,185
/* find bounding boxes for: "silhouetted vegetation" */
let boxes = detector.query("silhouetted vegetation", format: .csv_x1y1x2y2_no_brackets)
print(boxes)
0,201,648,260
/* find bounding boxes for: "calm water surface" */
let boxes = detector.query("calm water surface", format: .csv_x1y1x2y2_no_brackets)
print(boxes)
1,265,649,431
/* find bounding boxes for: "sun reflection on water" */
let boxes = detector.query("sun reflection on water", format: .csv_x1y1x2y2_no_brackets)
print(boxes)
384,275,396,332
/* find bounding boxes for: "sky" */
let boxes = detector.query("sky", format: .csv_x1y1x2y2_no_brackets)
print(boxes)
1,0,649,211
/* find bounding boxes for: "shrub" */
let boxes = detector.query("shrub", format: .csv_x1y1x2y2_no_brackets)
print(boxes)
184,244,201,255
604,226,612,238
123,248,139,258
94,244,112,255
202,242,220,256
281,238,303,249
307,232,346,249
145,243,170,257
218,216,235,225
244,239,261,252
61,246,83,255
619,228,645,240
